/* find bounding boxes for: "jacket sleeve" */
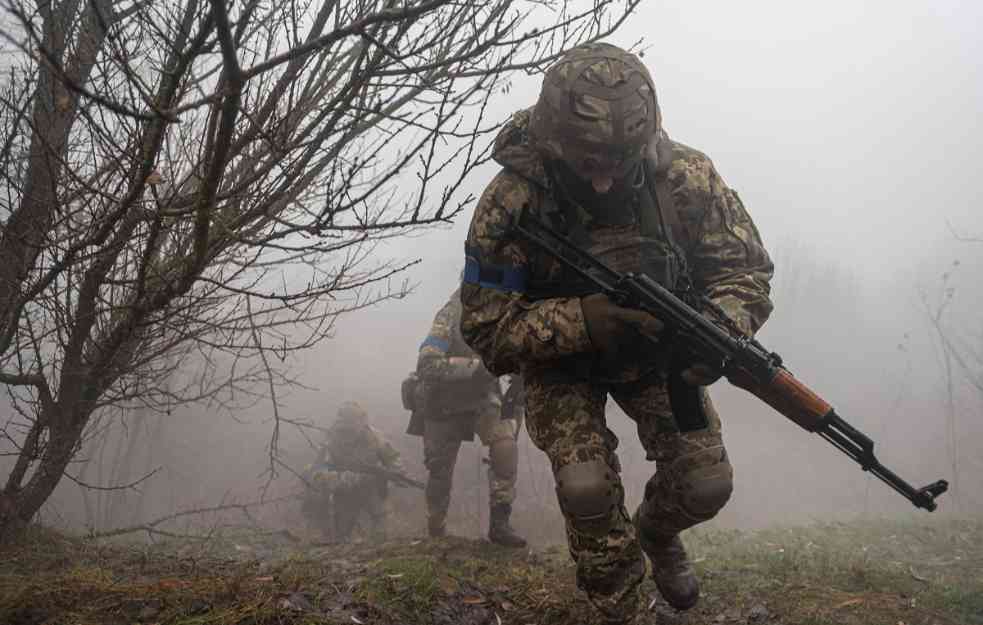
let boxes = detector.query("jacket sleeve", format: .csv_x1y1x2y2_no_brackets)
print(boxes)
416,296,462,383
459,171,593,376
671,150,774,336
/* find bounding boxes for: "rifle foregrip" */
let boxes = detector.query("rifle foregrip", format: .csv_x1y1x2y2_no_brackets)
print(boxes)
738,369,833,432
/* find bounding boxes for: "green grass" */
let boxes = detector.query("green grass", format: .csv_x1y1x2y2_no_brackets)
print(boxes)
358,556,443,620
683,519,983,624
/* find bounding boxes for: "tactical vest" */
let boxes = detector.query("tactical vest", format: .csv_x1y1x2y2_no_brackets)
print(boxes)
523,156,690,301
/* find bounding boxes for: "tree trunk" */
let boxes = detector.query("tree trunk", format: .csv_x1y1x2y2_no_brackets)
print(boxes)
0,409,89,540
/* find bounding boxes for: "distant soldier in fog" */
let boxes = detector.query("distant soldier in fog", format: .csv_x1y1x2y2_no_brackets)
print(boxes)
302,401,403,541
406,287,527,547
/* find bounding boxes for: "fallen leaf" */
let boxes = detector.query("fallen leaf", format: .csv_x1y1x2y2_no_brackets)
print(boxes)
138,603,161,620
462,595,485,605
835,598,864,609
278,592,314,612
158,578,191,589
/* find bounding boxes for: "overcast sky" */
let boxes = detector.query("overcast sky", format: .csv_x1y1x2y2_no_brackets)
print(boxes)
624,0,983,275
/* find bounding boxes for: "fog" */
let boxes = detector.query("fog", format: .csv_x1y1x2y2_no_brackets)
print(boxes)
33,0,983,542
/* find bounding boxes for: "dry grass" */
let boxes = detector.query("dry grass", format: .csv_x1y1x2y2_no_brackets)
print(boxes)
1,519,980,625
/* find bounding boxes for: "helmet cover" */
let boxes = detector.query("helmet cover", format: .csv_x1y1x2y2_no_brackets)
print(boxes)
336,400,368,424
530,42,660,181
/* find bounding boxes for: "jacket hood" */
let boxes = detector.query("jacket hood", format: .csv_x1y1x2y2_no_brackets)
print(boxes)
491,108,550,188
492,108,676,188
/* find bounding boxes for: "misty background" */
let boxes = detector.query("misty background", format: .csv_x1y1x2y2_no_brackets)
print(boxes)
31,0,983,542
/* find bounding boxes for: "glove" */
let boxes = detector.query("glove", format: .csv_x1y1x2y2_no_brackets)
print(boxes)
581,293,664,363
446,356,494,382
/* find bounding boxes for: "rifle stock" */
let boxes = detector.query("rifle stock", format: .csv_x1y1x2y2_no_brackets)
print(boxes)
512,215,948,512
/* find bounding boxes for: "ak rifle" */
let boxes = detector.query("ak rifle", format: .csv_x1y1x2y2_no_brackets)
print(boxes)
513,215,948,512
312,461,425,490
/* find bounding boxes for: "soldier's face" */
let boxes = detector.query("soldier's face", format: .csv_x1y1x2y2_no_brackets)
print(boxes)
565,153,639,195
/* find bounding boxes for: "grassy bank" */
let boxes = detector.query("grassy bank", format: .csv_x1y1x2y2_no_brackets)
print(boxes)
1,519,979,624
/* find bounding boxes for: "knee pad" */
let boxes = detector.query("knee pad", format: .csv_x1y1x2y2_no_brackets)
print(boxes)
678,450,733,519
489,439,518,481
555,459,622,522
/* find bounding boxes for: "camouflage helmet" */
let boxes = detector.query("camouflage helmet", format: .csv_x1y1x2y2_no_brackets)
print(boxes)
336,400,368,424
529,42,659,181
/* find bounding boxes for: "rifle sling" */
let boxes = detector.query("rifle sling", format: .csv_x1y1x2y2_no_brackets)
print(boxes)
646,162,710,432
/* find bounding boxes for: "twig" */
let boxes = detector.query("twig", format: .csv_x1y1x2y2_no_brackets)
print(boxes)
63,466,161,492
946,220,983,243
85,495,293,539
909,565,929,583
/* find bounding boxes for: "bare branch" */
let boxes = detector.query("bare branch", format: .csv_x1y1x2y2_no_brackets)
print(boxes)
83,495,295,539
63,465,161,492
947,220,983,244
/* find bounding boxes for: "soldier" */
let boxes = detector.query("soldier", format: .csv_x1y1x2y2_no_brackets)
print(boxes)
410,287,527,547
302,401,403,541
459,43,774,624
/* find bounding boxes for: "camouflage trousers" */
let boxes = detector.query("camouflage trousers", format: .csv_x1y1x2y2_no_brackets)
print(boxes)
422,400,523,533
525,368,732,622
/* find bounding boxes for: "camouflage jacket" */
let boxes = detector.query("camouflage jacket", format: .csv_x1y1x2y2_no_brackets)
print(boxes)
307,420,403,492
417,288,502,413
460,109,774,378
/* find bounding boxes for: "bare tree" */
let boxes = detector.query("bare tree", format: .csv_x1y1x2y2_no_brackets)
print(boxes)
919,229,983,511
0,0,641,536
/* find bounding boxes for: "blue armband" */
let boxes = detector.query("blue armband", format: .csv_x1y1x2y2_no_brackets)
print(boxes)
463,247,527,293
419,336,450,353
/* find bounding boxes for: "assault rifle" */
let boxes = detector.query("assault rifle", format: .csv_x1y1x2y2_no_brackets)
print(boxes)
513,215,948,512
313,461,425,490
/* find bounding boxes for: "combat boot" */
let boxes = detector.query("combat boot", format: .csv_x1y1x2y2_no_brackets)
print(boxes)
488,503,527,548
634,510,699,610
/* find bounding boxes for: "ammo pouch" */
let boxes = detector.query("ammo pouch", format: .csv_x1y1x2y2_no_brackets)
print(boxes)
400,372,419,411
